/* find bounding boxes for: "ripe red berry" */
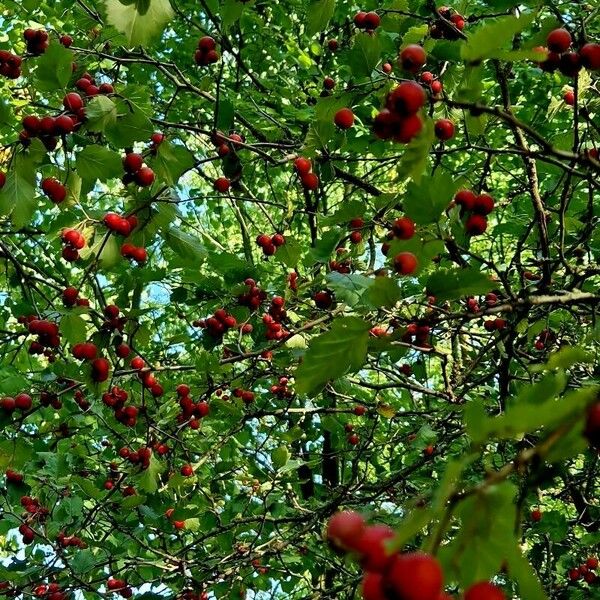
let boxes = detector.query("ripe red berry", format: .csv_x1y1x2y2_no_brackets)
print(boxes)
180,464,193,477
271,233,285,247
354,405,366,416
361,572,388,600
91,358,110,382
473,193,494,215
559,52,582,77
531,509,542,522
354,12,367,28
99,83,114,94
214,177,230,192
454,189,477,211
198,36,216,52
123,153,143,173
588,557,599,570
334,108,354,130
464,582,506,600
326,511,365,551
563,89,575,105
393,252,418,275
14,393,32,411
301,172,319,190
116,343,130,358
385,552,443,600
434,118,454,141
327,39,339,51
313,291,333,309
173,520,186,530
580,43,600,71
59,35,73,47
465,214,487,235
1,397,15,411
387,81,426,115
135,166,155,187
382,62,392,74
546,28,571,53
391,216,415,240
355,525,395,572
430,80,443,95
294,157,312,175
54,115,74,134
63,92,83,112
364,12,380,30
323,76,335,90
399,44,427,73
350,231,362,244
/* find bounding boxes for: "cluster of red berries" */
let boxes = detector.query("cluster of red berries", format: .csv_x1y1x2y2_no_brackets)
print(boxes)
62,286,89,308
198,308,237,337
270,376,293,398
194,36,219,66
24,28,49,55
20,495,49,520
374,80,425,143
381,216,416,256
177,384,210,428
104,211,138,237
33,583,67,600
102,386,136,426
256,232,286,256
22,90,88,151
329,247,352,274
39,390,62,410
0,50,22,79
101,304,127,334
483,318,507,332
211,129,244,157
420,71,443,98
75,72,114,97
57,530,85,549
73,389,90,410
538,30,600,76
1,392,32,413
107,577,133,598
454,189,494,236
121,243,147,265
238,278,267,310
122,152,155,187
294,156,319,191
326,511,506,600
5,469,23,484
430,6,466,40
401,323,431,347
568,556,599,584
348,217,364,244
465,292,498,313
26,318,60,357
346,425,359,446
60,228,86,262
264,296,288,340
117,445,152,471
18,522,36,545
313,290,333,309
233,387,255,404
288,270,298,291
534,329,554,351
353,11,380,32
41,177,67,203
72,342,98,360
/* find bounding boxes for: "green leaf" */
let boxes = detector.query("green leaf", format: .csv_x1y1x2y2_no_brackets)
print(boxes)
138,454,164,493
326,272,372,307
365,276,401,308
306,0,335,36
150,142,195,186
85,96,118,133
0,155,37,228
272,446,290,469
545,346,592,371
70,549,97,575
60,313,88,345
104,0,174,46
462,12,537,62
164,228,207,265
347,32,382,78
295,317,371,397
396,118,435,183
403,170,457,225
34,42,73,91
425,267,494,302
275,238,302,268
76,145,123,183
505,546,548,600
105,102,154,147
221,0,245,29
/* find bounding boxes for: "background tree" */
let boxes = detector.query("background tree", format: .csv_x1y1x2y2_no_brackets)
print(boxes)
0,0,599,599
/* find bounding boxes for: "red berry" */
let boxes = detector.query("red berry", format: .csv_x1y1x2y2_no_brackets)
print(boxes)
1,397,15,411
180,464,193,477
327,39,339,51
386,552,444,600
387,81,426,115
323,77,335,90
563,89,575,106
313,291,333,309
198,36,216,52
116,344,130,358
395,114,423,143
355,525,395,572
465,214,487,235
334,108,354,130
99,83,114,94
361,572,388,600
15,393,32,411
214,177,230,192
123,153,143,173
559,52,582,77
454,189,476,210
350,231,362,244
464,582,506,600
531,509,542,522
326,511,365,551
354,11,368,28
301,172,319,190
546,28,571,53
420,71,434,84
382,62,392,74
91,358,110,382
473,193,494,215
391,216,415,240
430,80,443,95
364,12,380,30
580,43,600,70
354,405,366,416
393,252,418,275
59,35,73,47
434,118,454,141
63,92,83,112
135,167,155,187
587,557,599,570
272,233,285,247
399,44,427,73
294,157,312,175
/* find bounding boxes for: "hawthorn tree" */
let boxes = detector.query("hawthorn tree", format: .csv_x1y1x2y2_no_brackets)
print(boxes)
0,0,599,599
